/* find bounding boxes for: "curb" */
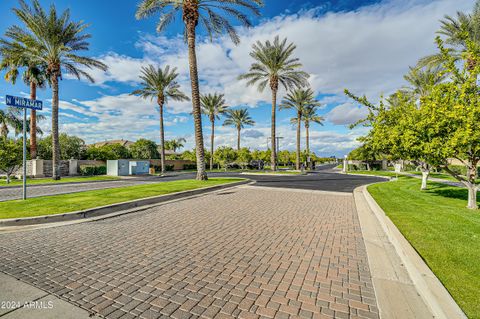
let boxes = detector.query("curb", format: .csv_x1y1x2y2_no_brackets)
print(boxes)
354,184,466,319
0,179,250,228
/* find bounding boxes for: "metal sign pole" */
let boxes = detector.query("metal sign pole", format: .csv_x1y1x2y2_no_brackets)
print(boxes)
22,107,27,200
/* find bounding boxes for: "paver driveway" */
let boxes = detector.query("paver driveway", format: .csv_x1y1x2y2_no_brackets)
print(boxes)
0,185,379,319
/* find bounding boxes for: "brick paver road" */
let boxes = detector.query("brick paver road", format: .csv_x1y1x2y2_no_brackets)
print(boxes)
0,185,379,319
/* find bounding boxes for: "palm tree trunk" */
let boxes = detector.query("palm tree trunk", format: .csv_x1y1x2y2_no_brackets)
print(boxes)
186,19,207,180
306,123,310,169
210,119,214,170
270,87,278,171
158,99,166,174
237,127,241,151
51,75,60,180
296,112,301,170
30,81,37,159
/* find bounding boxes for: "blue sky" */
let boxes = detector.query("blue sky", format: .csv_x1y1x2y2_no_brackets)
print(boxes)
0,0,474,156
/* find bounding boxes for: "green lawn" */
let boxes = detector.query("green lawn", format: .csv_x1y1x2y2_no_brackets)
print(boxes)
347,170,398,177
0,175,120,187
368,177,480,318
0,178,243,220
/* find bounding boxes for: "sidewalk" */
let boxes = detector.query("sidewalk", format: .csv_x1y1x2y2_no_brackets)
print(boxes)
0,273,99,319
397,172,464,188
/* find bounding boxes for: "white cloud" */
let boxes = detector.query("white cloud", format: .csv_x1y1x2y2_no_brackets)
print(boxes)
326,102,369,125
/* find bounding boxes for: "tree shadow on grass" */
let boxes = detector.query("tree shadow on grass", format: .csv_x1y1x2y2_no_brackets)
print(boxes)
425,183,480,202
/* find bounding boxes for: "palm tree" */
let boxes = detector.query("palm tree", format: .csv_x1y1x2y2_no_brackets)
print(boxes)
131,65,189,174
223,109,255,150
420,0,480,69
2,0,108,179
135,0,263,180
201,93,228,170
0,48,47,159
280,88,320,170
403,65,446,100
0,107,22,139
302,105,324,168
165,138,186,153
239,36,309,171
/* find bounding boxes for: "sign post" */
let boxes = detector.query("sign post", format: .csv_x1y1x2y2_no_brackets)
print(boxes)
5,95,43,200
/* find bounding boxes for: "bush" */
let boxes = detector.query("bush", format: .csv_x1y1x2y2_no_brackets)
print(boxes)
153,165,174,172
183,164,197,170
79,165,107,176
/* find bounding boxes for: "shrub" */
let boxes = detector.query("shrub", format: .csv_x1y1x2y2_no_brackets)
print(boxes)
183,164,197,170
153,165,174,172
79,165,107,176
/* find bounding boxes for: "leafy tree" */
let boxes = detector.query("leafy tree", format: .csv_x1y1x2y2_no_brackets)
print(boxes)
0,107,22,138
403,65,446,99
0,34,47,159
86,144,130,161
131,65,189,174
0,138,23,183
214,146,237,169
129,139,160,159
136,0,263,181
181,149,196,162
239,36,309,171
201,93,228,170
302,105,324,167
165,138,186,153
223,108,255,151
348,144,380,171
236,148,252,169
37,134,86,160
3,0,107,179
278,150,293,166
280,88,320,170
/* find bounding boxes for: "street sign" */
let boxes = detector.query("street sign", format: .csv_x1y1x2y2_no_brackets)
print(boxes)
6,95,43,110
5,95,43,200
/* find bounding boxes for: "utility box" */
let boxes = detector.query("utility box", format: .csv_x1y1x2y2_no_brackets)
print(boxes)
107,160,130,176
129,161,150,175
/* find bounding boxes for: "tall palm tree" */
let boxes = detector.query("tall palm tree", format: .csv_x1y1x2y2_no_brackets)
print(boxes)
136,0,263,180
131,65,189,174
403,65,446,100
165,138,186,153
201,93,228,170
239,36,309,171
2,0,108,179
223,109,255,150
280,88,320,170
302,105,324,168
0,107,22,139
0,49,47,159
420,0,480,69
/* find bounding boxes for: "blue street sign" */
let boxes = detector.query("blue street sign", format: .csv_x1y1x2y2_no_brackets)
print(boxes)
5,95,43,110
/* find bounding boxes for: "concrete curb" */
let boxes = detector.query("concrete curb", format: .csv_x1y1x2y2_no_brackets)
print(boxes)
354,184,466,319
0,179,249,228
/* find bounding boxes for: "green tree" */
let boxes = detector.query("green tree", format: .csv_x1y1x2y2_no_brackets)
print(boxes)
2,0,108,179
403,65,446,99
280,88,320,170
239,36,309,171
214,146,237,169
201,93,228,170
0,37,47,159
86,144,130,161
131,65,189,174
277,150,293,166
223,108,255,151
236,148,252,169
181,149,196,162
0,107,22,138
37,134,86,160
129,139,160,159
0,138,23,183
302,105,324,168
164,138,186,153
136,0,263,181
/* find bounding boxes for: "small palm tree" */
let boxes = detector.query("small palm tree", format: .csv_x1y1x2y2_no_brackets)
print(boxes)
420,0,480,69
201,93,228,170
132,65,189,174
136,0,264,180
280,88,320,170
302,105,324,168
0,108,22,139
165,138,187,153
0,48,47,159
239,36,309,171
223,109,255,150
2,0,108,179
403,65,446,100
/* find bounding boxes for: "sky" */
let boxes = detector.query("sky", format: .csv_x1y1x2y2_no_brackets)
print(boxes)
0,0,475,157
